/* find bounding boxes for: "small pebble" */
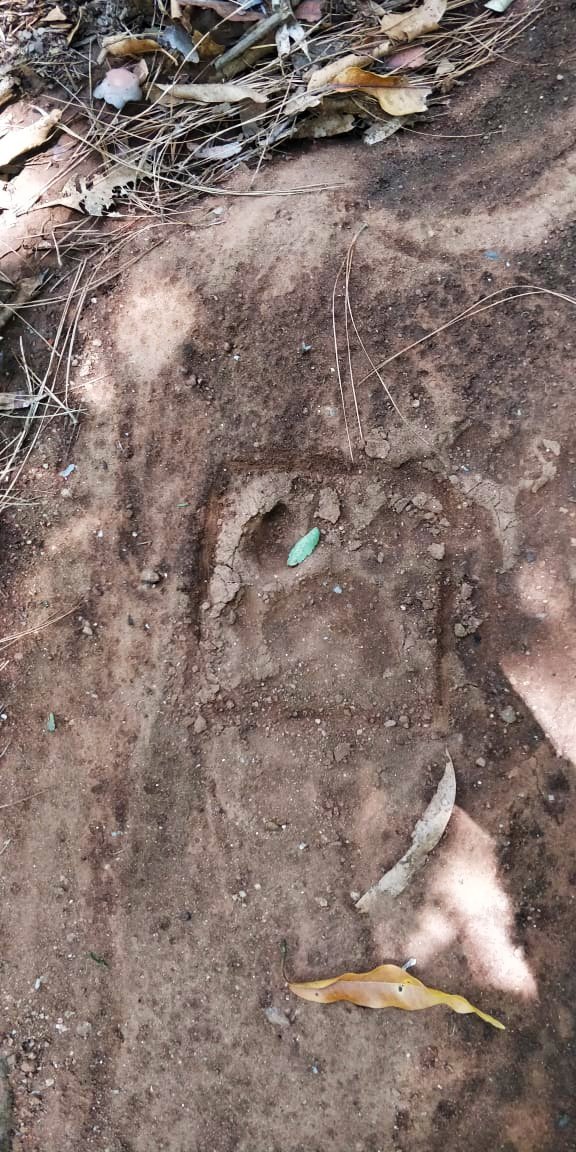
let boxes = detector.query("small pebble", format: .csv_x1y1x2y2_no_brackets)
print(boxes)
193,715,207,734
454,622,467,638
500,705,517,725
427,543,445,561
333,742,351,763
264,1006,290,1029
475,757,486,768
398,715,410,729
140,568,161,585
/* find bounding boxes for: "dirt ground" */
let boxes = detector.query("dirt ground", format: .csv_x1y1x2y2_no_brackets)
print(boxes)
1,5,576,1150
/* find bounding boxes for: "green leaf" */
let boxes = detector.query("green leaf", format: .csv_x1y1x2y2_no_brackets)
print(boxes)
47,712,56,733
287,527,320,567
88,951,109,968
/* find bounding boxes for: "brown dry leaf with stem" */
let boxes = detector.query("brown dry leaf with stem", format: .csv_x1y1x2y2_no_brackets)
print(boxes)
330,67,431,115
356,751,456,909
152,82,268,105
289,963,505,1029
0,109,62,168
380,0,446,42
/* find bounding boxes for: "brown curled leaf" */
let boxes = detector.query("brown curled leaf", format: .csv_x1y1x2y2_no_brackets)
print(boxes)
330,66,431,115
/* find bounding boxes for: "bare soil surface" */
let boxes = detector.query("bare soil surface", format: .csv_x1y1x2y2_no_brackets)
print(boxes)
1,6,576,1150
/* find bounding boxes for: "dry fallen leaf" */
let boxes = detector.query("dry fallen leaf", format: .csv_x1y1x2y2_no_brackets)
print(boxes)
43,4,67,21
363,116,403,144
356,751,456,909
307,47,390,92
0,109,62,168
289,962,504,1029
98,33,175,64
49,164,138,217
330,66,431,115
385,45,427,70
153,81,267,105
380,0,446,41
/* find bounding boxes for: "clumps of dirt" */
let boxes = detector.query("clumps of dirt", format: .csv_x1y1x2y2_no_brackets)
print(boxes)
207,472,294,616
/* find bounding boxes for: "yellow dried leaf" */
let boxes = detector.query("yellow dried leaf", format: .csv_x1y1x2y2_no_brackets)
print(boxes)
289,963,504,1029
330,66,431,116
380,0,446,42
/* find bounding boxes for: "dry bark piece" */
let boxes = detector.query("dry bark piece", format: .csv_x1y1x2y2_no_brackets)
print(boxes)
380,0,446,41
289,960,504,1029
0,109,61,168
356,751,456,908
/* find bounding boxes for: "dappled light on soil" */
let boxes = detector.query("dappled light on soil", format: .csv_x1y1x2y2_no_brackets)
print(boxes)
503,641,576,766
408,809,537,998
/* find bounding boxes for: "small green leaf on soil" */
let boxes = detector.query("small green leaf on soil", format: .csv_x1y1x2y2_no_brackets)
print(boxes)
47,712,56,733
88,951,109,968
287,527,320,567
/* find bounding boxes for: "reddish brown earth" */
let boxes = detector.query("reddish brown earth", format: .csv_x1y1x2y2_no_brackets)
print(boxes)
1,6,576,1150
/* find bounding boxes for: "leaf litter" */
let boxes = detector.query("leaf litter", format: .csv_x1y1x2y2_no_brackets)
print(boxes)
16,0,542,218
356,750,456,910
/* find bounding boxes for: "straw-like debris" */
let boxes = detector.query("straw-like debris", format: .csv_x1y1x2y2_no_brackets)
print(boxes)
28,0,541,216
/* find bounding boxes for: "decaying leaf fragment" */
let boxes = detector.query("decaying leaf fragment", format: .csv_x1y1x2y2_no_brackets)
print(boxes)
295,111,355,138
50,164,139,217
356,751,456,909
289,962,505,1029
0,109,61,168
153,81,267,105
363,117,403,144
330,67,431,115
380,0,447,42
